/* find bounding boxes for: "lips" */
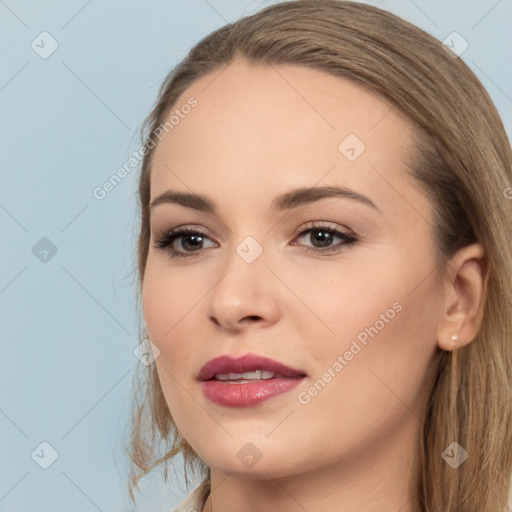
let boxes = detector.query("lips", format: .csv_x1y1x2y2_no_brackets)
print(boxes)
198,353,308,408
197,353,307,382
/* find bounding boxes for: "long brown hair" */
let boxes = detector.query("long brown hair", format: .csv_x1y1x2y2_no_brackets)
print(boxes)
126,1,512,510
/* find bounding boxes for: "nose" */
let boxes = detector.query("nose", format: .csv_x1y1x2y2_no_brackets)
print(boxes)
206,246,281,333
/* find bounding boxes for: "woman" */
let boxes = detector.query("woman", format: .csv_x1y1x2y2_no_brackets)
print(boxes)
127,1,512,510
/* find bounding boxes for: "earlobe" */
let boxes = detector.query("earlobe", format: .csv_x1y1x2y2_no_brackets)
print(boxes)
450,333,459,350
436,243,488,352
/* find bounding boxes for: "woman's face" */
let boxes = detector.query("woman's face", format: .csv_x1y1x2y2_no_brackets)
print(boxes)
142,59,446,479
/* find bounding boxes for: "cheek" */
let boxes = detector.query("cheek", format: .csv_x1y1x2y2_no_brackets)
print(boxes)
297,252,442,399
141,260,202,418
141,256,199,348
285,257,403,354
302,267,442,422
300,243,442,351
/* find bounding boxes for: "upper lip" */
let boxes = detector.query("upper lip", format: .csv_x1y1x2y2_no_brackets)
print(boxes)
198,353,307,381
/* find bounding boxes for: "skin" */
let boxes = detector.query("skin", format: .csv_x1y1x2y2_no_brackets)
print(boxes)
142,58,487,512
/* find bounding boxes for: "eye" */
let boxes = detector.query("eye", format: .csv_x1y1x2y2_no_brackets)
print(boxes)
152,222,358,259
153,226,216,259
291,221,358,255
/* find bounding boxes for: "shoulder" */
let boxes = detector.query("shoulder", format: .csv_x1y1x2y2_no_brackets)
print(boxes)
171,480,210,512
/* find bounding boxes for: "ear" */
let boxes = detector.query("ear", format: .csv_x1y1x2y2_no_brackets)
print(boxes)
436,243,488,351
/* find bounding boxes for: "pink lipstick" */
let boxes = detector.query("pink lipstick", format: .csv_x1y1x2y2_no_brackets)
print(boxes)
198,353,307,408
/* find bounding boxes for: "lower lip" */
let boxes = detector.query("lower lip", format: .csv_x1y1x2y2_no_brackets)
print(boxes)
201,378,304,407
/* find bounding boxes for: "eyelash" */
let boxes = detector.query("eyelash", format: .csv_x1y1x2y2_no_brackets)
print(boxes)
152,222,358,259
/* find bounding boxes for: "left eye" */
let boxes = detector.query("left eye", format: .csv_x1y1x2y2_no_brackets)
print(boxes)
153,222,358,259
293,224,358,253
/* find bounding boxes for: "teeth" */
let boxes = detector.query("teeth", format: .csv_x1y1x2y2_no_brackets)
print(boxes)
214,370,276,381
241,371,260,379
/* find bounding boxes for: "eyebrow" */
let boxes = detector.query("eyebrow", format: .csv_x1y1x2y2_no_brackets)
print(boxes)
149,185,380,213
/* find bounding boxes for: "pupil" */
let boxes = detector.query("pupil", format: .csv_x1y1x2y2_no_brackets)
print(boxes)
183,234,202,251
312,230,332,247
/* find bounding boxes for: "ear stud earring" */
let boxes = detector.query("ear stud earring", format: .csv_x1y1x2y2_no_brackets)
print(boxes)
450,333,459,349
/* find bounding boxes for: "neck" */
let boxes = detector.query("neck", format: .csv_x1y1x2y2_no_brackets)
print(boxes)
201,413,423,512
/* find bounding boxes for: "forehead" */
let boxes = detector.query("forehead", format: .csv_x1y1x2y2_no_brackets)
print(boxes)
150,59,429,222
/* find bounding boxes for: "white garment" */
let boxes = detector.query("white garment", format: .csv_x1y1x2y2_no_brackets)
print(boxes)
172,481,209,512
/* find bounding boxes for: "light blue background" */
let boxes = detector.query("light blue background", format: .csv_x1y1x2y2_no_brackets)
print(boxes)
1,1,510,511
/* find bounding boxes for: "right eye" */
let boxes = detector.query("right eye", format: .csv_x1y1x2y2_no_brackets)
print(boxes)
153,227,217,259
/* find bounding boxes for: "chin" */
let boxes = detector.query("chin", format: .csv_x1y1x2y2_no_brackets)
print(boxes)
190,435,306,480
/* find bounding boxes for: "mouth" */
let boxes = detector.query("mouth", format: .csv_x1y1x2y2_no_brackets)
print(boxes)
197,353,307,382
197,353,307,408
211,369,298,383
